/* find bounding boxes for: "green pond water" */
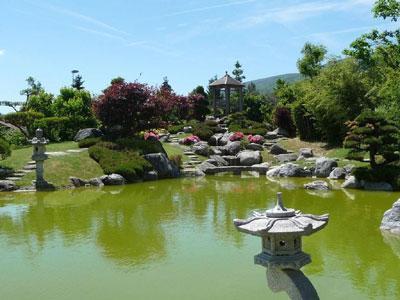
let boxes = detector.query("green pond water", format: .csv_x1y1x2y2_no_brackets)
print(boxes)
0,176,399,299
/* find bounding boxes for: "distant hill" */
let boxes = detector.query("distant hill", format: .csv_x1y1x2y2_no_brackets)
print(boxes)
246,73,303,95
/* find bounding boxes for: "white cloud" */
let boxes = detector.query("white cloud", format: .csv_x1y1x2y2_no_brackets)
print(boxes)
228,0,375,29
0,49,4,56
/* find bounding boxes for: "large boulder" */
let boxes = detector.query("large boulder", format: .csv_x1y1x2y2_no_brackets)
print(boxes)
224,141,241,155
275,153,298,163
298,148,313,159
0,180,17,191
74,128,103,142
267,163,311,177
192,141,211,157
222,155,240,166
270,144,288,155
144,153,180,178
219,133,231,146
381,199,400,235
328,167,347,180
143,171,159,181
197,161,216,173
237,150,262,166
341,175,363,189
246,143,264,151
315,157,338,178
100,174,126,185
209,133,224,146
88,177,104,187
304,180,330,190
209,155,228,167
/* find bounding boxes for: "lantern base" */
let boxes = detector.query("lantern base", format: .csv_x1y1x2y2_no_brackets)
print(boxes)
254,251,311,270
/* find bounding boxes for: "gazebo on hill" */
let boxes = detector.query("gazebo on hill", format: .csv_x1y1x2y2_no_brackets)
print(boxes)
209,72,244,115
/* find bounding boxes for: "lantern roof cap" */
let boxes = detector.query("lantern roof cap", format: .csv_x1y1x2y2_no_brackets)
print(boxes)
234,193,329,236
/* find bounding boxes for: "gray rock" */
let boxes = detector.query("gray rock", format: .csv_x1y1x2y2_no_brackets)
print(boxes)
219,133,231,146
224,141,241,155
209,133,224,146
341,175,363,189
299,148,313,158
209,147,223,156
304,180,330,190
270,144,288,155
364,181,393,191
192,142,211,157
183,126,193,133
74,128,103,142
209,155,228,167
343,164,355,175
246,143,264,151
143,171,158,181
267,163,312,177
69,177,88,187
381,199,400,235
197,161,216,173
315,157,338,178
100,174,126,185
144,153,180,178
0,180,17,191
265,132,278,140
0,168,13,180
268,127,289,137
88,177,104,187
158,134,170,142
222,155,240,166
328,167,347,180
237,150,262,166
275,153,298,163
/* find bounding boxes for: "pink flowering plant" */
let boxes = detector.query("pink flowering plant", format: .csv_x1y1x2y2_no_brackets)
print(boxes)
182,135,201,145
229,132,244,141
144,131,159,141
247,134,264,144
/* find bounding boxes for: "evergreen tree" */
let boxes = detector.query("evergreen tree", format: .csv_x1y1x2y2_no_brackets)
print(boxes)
20,77,43,100
247,82,257,94
232,61,246,82
110,77,125,85
72,74,85,90
161,76,172,92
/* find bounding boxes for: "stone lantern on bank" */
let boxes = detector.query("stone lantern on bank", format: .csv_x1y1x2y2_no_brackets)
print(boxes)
234,193,329,270
30,128,54,190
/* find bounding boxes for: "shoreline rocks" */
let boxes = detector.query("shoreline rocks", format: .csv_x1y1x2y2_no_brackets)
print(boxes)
315,157,338,178
304,180,330,191
381,199,400,235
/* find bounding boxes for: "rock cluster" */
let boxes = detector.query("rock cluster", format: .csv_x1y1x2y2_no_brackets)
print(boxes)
381,199,400,235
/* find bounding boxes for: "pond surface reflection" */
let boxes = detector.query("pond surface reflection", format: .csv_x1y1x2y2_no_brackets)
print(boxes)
0,176,399,299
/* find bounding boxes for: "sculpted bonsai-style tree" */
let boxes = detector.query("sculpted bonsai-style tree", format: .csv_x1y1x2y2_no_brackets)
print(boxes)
344,110,400,168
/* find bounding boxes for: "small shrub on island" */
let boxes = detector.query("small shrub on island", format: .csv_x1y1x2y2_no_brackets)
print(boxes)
229,132,244,142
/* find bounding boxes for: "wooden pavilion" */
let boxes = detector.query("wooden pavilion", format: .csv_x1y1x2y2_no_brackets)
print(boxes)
209,72,244,115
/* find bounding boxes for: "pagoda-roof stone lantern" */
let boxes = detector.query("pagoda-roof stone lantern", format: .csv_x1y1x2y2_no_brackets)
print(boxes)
234,192,329,270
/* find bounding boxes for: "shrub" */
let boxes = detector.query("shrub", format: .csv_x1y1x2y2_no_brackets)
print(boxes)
193,124,214,141
353,165,400,190
273,106,296,137
204,119,218,127
78,137,101,148
0,138,11,160
1,128,28,148
2,111,44,137
182,135,201,145
114,138,165,155
89,144,152,182
248,134,264,144
292,101,318,141
230,132,244,141
168,124,184,134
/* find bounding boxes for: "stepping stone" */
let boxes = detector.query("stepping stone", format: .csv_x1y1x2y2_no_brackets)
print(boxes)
188,155,198,159
184,151,195,155
66,149,88,153
27,161,36,165
12,173,26,178
18,169,33,174
23,165,36,170
45,151,68,156
5,177,21,181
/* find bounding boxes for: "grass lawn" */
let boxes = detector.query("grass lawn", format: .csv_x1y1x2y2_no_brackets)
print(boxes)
0,141,104,187
162,142,207,162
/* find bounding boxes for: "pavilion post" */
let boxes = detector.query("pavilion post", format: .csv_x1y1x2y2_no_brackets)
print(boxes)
225,87,230,115
239,88,243,112
213,87,217,115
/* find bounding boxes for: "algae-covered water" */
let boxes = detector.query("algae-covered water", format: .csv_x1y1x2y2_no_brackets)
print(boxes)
0,176,399,299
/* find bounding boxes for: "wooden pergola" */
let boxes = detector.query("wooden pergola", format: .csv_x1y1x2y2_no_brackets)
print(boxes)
209,72,244,115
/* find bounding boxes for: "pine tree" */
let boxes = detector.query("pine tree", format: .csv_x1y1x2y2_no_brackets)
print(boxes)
232,61,246,82
161,76,172,92
72,75,85,90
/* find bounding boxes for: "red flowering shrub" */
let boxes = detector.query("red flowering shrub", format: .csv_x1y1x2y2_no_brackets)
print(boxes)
144,131,159,141
189,93,209,121
229,132,244,141
93,82,153,134
182,135,201,145
247,134,264,144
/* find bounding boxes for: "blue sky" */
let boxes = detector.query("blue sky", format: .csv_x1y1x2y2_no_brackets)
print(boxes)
0,0,394,113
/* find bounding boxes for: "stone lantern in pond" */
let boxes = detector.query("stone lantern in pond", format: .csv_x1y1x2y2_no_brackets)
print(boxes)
30,128,54,190
234,192,329,270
